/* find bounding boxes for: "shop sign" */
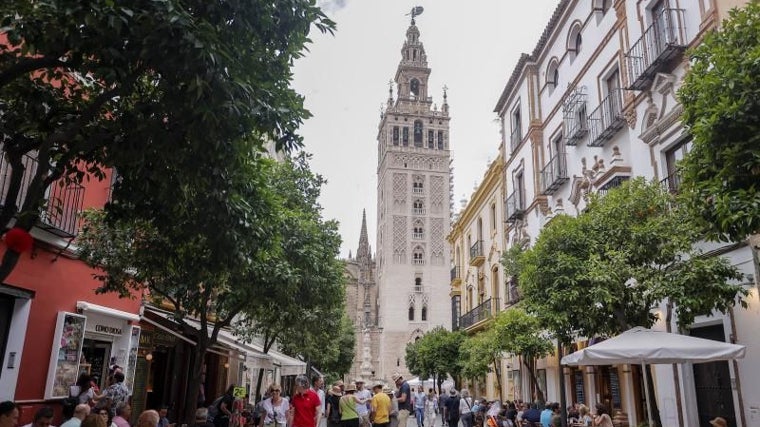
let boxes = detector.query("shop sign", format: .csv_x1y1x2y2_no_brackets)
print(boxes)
94,324,123,335
233,386,246,399
84,312,127,336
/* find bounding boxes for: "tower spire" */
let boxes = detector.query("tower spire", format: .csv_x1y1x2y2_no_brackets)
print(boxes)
357,209,370,262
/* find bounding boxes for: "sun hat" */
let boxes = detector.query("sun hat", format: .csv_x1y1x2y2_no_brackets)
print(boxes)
391,373,403,382
709,417,728,427
329,385,342,396
345,383,357,392
383,387,393,394
355,378,365,384
449,389,458,396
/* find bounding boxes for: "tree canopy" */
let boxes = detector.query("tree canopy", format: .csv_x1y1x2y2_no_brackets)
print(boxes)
514,178,746,341
405,326,464,392
678,2,760,241
0,0,333,280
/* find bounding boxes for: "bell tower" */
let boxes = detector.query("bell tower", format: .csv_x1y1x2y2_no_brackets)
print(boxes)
374,8,452,381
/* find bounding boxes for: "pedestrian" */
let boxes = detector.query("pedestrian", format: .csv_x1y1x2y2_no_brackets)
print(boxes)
413,387,426,427
214,386,236,427
591,404,612,427
444,390,459,427
157,406,170,427
438,391,449,427
21,407,56,427
136,411,159,427
577,405,592,427
370,384,391,427
112,404,131,427
61,405,91,427
289,375,322,427
312,376,326,427
75,374,103,407
101,372,130,418
385,388,398,427
391,374,411,427
424,390,436,427
258,384,289,427
81,414,106,427
193,409,215,427
95,408,114,427
338,384,361,427
457,390,472,427
325,385,343,427
0,402,19,427
354,380,371,427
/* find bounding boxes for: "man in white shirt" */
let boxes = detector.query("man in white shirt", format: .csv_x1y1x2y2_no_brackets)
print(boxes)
61,405,90,427
354,379,372,427
312,375,326,427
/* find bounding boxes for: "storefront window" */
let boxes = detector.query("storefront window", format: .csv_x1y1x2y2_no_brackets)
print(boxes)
45,312,86,399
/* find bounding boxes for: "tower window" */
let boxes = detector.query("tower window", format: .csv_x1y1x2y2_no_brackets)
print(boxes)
421,306,427,321
403,127,409,146
410,79,420,97
393,127,399,145
437,131,444,149
415,277,422,286
414,120,423,146
408,306,415,321
428,130,434,148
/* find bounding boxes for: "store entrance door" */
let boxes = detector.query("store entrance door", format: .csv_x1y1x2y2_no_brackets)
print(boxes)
0,295,13,379
691,325,736,427
81,339,112,390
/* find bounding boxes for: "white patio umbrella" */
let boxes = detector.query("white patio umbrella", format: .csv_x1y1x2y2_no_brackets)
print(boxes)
561,326,746,427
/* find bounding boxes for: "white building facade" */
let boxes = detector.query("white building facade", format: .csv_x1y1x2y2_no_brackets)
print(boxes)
491,1,757,426
375,17,453,381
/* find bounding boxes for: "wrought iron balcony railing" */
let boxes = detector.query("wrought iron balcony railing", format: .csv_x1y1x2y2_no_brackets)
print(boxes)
597,176,630,197
0,151,85,237
505,283,522,307
660,171,681,194
510,126,522,153
506,190,525,222
588,89,625,147
469,240,484,259
540,152,569,195
626,8,687,91
459,297,500,330
450,266,461,282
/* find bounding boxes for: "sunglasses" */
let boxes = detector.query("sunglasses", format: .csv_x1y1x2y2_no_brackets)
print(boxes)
272,390,281,393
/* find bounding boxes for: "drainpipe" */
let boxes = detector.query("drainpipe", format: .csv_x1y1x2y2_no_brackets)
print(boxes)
728,307,747,427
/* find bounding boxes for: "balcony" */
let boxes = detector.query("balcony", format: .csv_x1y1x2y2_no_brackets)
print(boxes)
450,266,462,285
506,190,525,222
504,281,522,308
597,176,630,197
563,87,588,146
412,232,424,240
660,171,681,194
412,187,424,194
626,8,687,91
459,297,500,330
412,258,426,265
0,151,85,237
588,89,625,147
469,240,484,266
510,126,522,153
540,152,569,195
413,285,425,293
412,208,426,215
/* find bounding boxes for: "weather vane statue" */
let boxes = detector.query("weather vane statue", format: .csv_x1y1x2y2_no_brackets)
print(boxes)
407,6,424,25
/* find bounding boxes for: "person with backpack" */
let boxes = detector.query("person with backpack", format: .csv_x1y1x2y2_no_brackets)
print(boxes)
444,390,460,427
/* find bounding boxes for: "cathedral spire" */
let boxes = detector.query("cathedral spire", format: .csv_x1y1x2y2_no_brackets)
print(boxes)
357,209,370,262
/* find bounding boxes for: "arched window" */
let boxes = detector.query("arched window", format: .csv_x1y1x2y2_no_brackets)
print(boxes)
413,219,424,239
437,131,444,149
567,21,583,62
413,246,425,265
413,200,425,215
410,79,420,97
413,176,424,193
408,306,415,321
402,127,409,146
575,32,583,53
414,120,423,146
427,130,435,148
415,277,422,287
547,59,560,92
392,126,400,145
421,306,428,321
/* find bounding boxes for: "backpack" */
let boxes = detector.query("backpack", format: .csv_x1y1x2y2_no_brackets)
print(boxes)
207,396,224,422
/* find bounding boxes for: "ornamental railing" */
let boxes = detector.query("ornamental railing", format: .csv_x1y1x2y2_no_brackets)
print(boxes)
459,297,500,329
541,152,569,195
626,7,687,91
588,89,625,147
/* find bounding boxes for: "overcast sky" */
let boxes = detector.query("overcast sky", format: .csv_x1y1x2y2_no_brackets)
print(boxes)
292,0,560,258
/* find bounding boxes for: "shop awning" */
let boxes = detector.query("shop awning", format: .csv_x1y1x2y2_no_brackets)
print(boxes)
77,301,140,322
270,349,306,376
143,307,273,369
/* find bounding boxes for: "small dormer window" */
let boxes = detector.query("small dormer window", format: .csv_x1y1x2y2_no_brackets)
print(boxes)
410,79,420,97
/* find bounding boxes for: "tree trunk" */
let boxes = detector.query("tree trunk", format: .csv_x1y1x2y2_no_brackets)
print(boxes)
492,356,503,403
183,341,207,424
255,368,265,401
522,358,544,402
557,343,568,427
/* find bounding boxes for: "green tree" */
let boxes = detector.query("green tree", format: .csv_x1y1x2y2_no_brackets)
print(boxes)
405,327,464,393
490,309,553,402
234,153,346,397
516,178,746,425
459,332,497,385
678,2,760,242
78,146,281,423
0,0,333,280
